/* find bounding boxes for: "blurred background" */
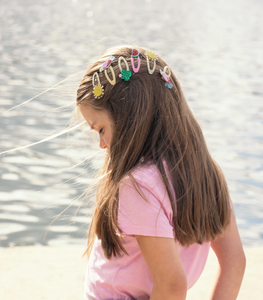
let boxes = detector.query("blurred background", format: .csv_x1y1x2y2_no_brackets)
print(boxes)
0,0,262,248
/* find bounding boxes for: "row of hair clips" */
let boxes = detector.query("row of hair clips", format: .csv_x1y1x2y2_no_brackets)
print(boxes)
92,49,173,99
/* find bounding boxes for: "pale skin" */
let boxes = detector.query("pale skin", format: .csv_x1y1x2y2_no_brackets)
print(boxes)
80,105,246,300
79,105,113,150
136,210,246,300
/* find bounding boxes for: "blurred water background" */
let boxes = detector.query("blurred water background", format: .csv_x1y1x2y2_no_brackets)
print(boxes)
0,0,262,248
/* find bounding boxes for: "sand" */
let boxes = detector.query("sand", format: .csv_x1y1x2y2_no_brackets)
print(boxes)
0,246,262,300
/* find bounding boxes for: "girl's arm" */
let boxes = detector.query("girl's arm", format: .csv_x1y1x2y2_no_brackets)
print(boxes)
210,210,246,300
135,235,187,300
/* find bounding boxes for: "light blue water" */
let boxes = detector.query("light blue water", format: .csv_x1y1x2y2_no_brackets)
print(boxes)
0,0,262,247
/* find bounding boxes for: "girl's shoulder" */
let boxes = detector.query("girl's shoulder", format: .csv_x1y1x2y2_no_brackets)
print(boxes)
120,160,170,201
118,161,175,238
123,160,159,183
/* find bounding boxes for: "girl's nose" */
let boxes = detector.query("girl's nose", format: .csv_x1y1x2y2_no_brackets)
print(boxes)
99,137,107,149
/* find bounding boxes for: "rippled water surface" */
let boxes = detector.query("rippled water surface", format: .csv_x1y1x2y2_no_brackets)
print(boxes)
0,0,262,247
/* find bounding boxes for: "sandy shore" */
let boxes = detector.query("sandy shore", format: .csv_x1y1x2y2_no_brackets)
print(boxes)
0,246,261,300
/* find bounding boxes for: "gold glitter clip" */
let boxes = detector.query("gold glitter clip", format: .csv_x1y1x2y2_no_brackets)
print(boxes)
100,56,116,86
145,51,158,75
92,72,104,99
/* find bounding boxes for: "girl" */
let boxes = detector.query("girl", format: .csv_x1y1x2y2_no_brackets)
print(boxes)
76,46,246,300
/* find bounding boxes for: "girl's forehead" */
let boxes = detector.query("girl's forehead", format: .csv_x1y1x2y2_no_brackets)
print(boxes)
79,105,109,127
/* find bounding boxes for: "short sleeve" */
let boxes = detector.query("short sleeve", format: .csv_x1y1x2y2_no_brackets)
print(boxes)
118,179,174,238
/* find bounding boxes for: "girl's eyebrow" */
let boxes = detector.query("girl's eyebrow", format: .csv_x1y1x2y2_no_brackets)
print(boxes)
90,122,98,130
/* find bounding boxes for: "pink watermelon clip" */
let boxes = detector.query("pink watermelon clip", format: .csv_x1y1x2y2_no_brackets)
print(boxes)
131,49,141,73
99,56,115,72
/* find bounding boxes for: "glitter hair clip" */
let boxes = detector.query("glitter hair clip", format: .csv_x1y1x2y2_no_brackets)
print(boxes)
92,49,173,99
118,56,132,81
131,49,141,73
160,66,173,89
92,72,104,99
145,51,158,74
99,55,116,86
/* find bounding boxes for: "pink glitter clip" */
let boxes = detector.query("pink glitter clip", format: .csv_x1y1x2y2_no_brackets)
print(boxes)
131,49,141,73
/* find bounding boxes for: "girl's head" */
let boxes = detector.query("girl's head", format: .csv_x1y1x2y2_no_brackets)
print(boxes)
76,45,190,170
77,45,231,259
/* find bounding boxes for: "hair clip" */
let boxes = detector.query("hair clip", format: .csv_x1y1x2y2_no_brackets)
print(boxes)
92,72,104,99
160,66,173,89
145,51,158,74
118,56,132,81
99,55,116,86
131,49,141,73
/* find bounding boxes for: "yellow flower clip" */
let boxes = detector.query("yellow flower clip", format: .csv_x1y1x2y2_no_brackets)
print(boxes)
92,72,104,99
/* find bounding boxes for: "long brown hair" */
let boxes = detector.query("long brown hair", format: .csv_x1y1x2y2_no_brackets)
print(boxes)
76,45,231,259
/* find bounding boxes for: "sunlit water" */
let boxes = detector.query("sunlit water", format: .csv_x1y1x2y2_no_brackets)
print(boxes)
0,0,262,247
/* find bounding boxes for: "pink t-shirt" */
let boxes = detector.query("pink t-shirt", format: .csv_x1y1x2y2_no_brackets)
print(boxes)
84,162,210,300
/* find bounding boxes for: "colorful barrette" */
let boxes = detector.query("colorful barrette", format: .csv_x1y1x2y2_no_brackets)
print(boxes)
145,51,158,75
160,66,173,89
118,56,132,81
92,72,104,99
131,49,141,73
99,55,116,86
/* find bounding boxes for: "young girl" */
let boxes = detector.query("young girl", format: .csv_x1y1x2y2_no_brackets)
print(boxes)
76,46,246,300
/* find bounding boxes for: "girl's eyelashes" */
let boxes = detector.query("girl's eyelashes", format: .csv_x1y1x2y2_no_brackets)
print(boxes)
99,128,104,134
